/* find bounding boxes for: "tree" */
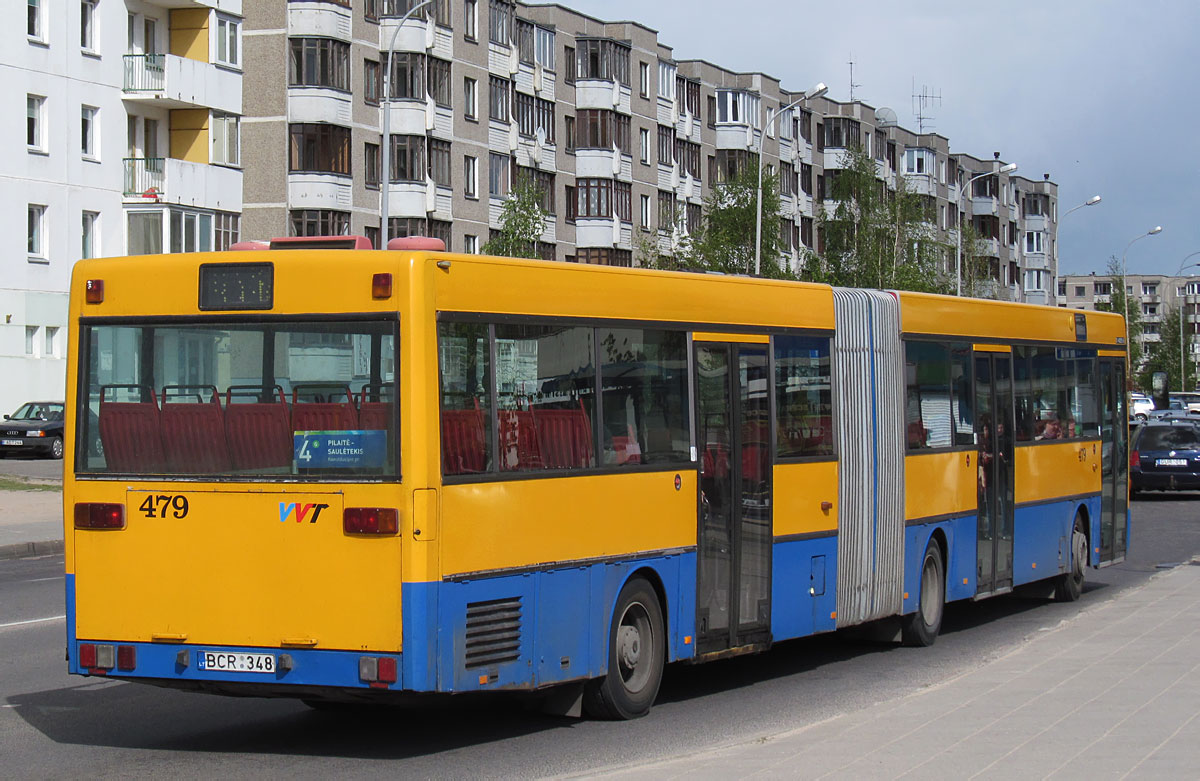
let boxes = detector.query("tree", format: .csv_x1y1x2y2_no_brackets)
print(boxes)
958,221,999,300
647,162,791,278
802,147,950,293
1094,255,1144,378
1138,304,1196,392
481,174,547,259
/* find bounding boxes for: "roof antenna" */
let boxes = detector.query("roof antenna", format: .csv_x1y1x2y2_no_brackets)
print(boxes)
848,53,861,102
911,78,942,134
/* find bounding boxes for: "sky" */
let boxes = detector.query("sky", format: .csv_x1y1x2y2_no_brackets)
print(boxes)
567,0,1200,277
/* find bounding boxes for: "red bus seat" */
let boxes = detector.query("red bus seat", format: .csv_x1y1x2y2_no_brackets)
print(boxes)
441,408,487,474
359,385,394,439
98,385,165,472
533,405,594,468
499,409,542,470
291,384,358,433
160,385,231,473
224,386,292,471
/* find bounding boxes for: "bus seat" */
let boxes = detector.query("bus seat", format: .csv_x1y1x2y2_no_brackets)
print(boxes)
441,408,487,474
358,385,394,439
98,385,165,472
160,385,231,473
225,385,293,471
499,409,543,470
291,383,358,433
534,406,595,468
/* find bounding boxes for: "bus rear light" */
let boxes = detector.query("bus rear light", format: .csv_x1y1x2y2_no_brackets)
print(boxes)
74,503,125,530
372,273,393,299
78,643,96,668
79,643,115,671
377,656,397,684
344,507,398,536
117,645,137,670
85,279,104,303
358,655,397,686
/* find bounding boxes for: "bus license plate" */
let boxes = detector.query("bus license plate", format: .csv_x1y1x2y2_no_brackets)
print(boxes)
197,651,276,674
1157,458,1188,467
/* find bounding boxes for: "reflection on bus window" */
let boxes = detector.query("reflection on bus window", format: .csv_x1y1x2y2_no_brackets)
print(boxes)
77,320,398,478
774,335,833,458
598,328,689,466
904,341,952,449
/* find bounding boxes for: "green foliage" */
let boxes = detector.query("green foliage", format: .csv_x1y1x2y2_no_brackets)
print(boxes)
957,221,998,299
1094,255,1143,374
1137,304,1196,392
802,147,951,294
481,174,547,259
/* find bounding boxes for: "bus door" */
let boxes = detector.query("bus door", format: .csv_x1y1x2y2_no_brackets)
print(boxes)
694,337,772,653
974,350,1015,596
1098,358,1128,564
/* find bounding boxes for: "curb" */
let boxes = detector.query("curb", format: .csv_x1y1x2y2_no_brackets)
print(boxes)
0,539,64,561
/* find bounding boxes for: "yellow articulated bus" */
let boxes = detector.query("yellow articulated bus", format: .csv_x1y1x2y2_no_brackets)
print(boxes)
63,238,1128,718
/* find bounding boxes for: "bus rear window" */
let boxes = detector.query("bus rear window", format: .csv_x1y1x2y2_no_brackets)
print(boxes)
76,319,398,478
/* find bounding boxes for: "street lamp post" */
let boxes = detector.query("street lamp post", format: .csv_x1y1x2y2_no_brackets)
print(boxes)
379,0,435,248
753,82,826,276
956,161,1017,296
1062,194,1102,219
1121,226,1164,367
1176,252,1200,391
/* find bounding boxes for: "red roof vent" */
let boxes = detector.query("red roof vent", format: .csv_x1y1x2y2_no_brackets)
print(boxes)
387,236,446,251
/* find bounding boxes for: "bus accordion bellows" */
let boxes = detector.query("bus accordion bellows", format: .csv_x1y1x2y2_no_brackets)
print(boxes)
63,239,1129,718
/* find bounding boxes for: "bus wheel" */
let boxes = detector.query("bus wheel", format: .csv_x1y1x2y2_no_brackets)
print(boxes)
584,577,665,720
1054,516,1087,603
901,541,945,647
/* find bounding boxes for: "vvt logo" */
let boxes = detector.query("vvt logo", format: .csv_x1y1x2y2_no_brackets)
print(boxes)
278,502,330,524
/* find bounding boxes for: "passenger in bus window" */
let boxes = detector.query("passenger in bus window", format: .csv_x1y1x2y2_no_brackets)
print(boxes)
1040,415,1062,440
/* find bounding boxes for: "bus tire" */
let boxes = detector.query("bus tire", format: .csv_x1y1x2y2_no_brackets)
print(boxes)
1054,516,1087,603
584,577,665,720
901,540,945,647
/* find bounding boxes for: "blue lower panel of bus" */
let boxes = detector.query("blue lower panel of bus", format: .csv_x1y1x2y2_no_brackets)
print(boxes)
404,550,696,694
769,534,839,640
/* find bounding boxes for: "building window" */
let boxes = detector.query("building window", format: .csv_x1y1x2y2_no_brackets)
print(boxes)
515,92,555,142
535,26,554,69
389,134,425,182
780,162,794,197
1024,230,1044,254
575,178,612,218
614,181,631,222
428,218,452,246
28,204,46,258
27,95,45,151
565,185,576,222
686,203,702,235
464,234,478,253
291,210,349,237
516,18,534,64
427,0,451,27
517,166,554,214
45,326,59,358
658,190,675,231
714,90,759,125
464,0,477,40
658,61,675,101
365,142,381,187
823,117,861,150
576,109,627,152
575,38,630,85
489,152,510,196
464,155,478,198
289,38,351,91
390,52,426,100
81,211,99,259
364,60,381,105
564,116,575,153
214,211,239,250
577,248,632,266
639,194,650,230
28,0,45,41
289,123,351,175
464,76,477,119
639,127,649,164
657,125,674,165
26,327,36,356
215,15,240,68
1143,283,1158,296
168,209,213,253
81,106,98,159
677,78,700,117
389,217,428,238
675,139,700,180
428,138,451,186
489,76,510,121
81,0,97,50
488,0,512,45
1025,269,1046,293
211,113,239,166
428,57,451,107
904,148,935,176
971,174,998,198
639,61,649,98
564,46,575,84
365,0,380,22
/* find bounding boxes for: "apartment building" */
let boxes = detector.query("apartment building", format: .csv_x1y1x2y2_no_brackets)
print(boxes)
239,1,1057,300
3,0,243,415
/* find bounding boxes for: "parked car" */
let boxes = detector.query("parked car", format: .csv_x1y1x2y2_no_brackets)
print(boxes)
1130,394,1155,421
1130,419,1200,496
0,401,65,459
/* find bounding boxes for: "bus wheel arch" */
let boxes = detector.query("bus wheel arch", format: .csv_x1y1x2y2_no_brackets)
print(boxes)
1054,508,1088,603
901,536,946,647
584,570,667,720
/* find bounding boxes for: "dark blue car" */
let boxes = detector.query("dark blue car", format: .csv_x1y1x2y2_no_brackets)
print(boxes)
0,401,65,459
1131,420,1200,495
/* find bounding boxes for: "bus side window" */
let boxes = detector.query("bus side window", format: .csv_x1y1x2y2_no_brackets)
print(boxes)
904,341,952,450
598,328,689,466
438,321,493,475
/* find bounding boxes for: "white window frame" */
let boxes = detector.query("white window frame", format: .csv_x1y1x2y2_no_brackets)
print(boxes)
639,127,649,164
82,210,99,259
26,326,38,356
464,0,477,40
27,95,46,152
81,0,97,51
464,234,478,254
215,14,241,68
640,193,650,230
658,61,675,102
534,26,554,70
464,77,477,120
45,326,59,358
1143,283,1157,296
639,62,649,98
82,105,98,159
1024,269,1045,293
1024,230,1044,254
211,112,240,166
464,155,478,199
28,0,45,42
28,204,47,259
904,148,933,176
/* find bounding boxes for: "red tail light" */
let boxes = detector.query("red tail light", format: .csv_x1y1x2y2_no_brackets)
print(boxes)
1131,450,1141,469
117,645,137,671
74,503,125,530
377,656,398,684
79,643,97,668
344,507,399,536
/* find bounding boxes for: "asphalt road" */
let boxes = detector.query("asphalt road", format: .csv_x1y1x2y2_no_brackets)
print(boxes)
3,496,1199,778
0,455,62,482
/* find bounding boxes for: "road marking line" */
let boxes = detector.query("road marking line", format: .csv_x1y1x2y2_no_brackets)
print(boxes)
21,576,63,583
0,615,65,629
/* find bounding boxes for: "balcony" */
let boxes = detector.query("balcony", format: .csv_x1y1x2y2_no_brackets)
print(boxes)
124,157,242,212
124,158,165,198
122,54,241,114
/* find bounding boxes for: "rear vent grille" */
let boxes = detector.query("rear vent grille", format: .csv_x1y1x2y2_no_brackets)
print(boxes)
464,597,522,669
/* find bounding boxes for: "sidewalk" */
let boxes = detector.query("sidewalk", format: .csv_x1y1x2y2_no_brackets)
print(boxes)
0,488,64,560
603,562,1200,780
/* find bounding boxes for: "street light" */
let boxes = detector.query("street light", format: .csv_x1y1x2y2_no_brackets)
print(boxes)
1121,225,1164,365
1062,194,1101,219
379,0,435,248
753,82,827,276
1176,251,1200,392
956,160,1017,296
